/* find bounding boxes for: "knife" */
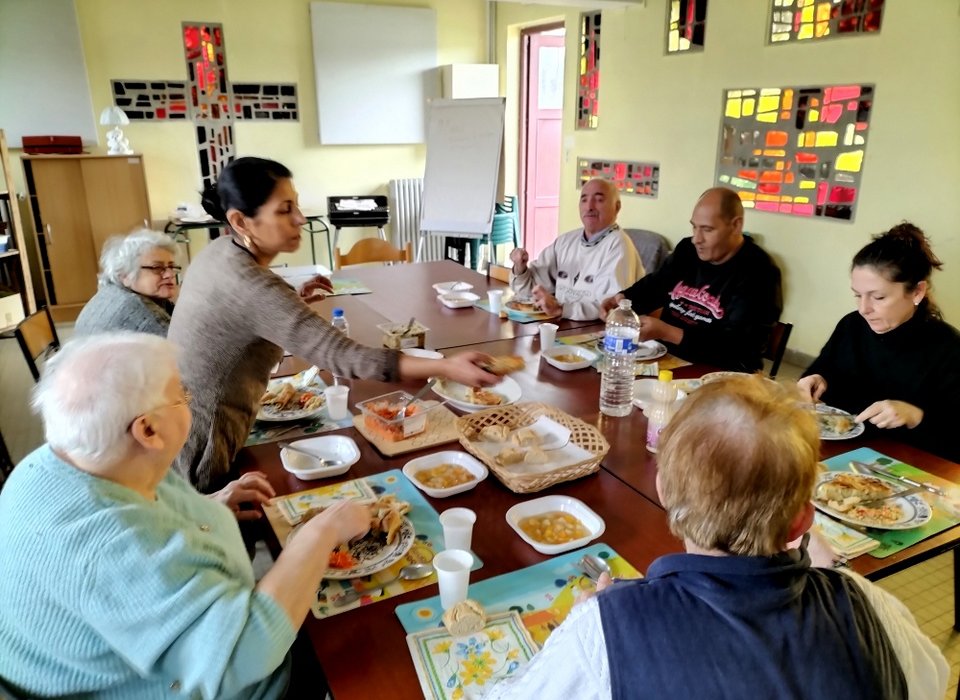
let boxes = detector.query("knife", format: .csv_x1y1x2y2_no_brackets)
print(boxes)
849,460,948,498
857,485,925,508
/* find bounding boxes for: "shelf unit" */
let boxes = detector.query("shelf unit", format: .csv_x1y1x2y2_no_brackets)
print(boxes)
0,129,36,331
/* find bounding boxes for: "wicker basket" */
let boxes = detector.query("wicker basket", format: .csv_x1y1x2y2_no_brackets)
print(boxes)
455,402,609,493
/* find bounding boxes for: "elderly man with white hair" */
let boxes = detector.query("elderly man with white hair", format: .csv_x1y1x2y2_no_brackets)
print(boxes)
75,228,181,336
0,333,370,698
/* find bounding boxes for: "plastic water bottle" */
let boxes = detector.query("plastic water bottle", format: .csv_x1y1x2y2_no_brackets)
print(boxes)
599,299,641,417
645,370,678,452
331,308,350,337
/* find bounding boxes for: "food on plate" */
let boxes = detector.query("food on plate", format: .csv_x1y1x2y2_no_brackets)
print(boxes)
467,387,504,406
414,464,476,490
817,473,895,504
367,494,411,545
478,425,510,442
478,355,526,376
442,599,487,636
843,502,905,525
550,353,584,364
506,299,538,313
524,447,548,465
260,381,324,412
518,511,589,545
328,549,358,569
817,413,856,436
495,447,525,466
511,428,541,448
362,398,421,442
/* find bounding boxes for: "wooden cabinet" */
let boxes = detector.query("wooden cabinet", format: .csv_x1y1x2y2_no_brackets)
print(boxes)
0,129,36,330
22,154,151,322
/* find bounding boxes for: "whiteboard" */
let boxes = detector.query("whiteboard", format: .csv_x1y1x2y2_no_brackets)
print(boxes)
0,0,97,145
420,98,505,235
310,2,437,145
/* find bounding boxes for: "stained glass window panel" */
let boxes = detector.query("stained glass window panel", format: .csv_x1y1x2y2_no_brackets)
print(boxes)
578,158,660,198
577,12,601,130
667,0,708,54
769,0,885,43
715,83,874,221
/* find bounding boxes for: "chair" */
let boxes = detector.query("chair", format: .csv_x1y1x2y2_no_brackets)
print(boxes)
0,428,14,491
487,263,511,283
764,321,793,379
444,196,521,271
333,238,412,270
14,306,60,382
622,229,672,275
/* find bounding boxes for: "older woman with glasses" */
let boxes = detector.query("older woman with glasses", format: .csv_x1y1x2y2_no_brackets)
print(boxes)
75,228,181,337
0,333,369,697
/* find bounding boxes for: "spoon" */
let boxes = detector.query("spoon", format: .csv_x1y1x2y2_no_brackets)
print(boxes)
401,316,416,337
278,442,343,467
400,377,439,412
332,562,435,607
577,553,612,582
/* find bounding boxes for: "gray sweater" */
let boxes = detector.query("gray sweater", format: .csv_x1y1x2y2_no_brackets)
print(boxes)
168,237,400,492
74,282,172,337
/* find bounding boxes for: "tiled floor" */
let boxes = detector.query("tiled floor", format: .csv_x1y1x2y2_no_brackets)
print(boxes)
1,330,957,696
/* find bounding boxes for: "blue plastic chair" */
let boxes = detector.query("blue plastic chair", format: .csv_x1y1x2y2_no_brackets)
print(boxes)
476,195,520,268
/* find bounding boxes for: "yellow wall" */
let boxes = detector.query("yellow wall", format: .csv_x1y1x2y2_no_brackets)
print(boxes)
496,0,960,357
16,0,486,268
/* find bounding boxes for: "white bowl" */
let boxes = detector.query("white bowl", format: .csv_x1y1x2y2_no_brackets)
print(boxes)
632,378,688,411
401,348,444,360
433,281,474,294
437,291,480,309
505,495,605,555
402,450,488,498
280,435,360,480
542,345,599,371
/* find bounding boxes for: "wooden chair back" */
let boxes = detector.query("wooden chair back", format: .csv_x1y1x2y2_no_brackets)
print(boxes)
0,428,13,491
764,321,793,378
14,306,60,381
334,238,412,270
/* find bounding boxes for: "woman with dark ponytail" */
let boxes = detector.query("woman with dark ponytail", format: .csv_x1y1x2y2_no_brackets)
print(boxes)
798,222,960,461
169,157,499,493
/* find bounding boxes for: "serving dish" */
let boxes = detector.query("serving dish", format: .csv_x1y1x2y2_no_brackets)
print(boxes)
505,495,605,554
280,435,360,480
542,345,598,371
402,450,489,498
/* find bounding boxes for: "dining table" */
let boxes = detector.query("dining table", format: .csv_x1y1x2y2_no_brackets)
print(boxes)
240,260,960,699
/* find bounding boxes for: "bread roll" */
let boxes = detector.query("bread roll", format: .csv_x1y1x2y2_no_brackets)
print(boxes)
479,425,510,442
510,428,541,448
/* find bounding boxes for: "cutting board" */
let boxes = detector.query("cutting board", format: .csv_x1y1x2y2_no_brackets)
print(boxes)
353,403,461,456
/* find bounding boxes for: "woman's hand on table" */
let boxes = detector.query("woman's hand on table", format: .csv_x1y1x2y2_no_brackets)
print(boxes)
209,471,276,520
856,400,923,429
532,285,562,318
599,293,624,319
298,274,334,303
796,374,827,402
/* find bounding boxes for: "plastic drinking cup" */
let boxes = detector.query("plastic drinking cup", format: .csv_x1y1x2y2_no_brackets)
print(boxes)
439,507,476,551
539,323,558,350
433,549,473,610
323,385,350,420
487,290,504,314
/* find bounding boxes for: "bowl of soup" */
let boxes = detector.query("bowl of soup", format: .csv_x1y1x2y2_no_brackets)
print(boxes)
542,345,599,371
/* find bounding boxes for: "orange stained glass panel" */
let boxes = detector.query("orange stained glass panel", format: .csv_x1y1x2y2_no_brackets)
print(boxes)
855,122,869,131
795,153,818,163
774,161,785,171
738,170,759,180
760,171,783,183
781,111,791,120
753,149,763,156
756,194,780,202
765,131,789,147
782,89,794,110
784,172,795,184
763,149,786,157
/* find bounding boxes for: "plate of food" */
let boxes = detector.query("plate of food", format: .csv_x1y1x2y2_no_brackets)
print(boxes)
402,450,488,498
288,495,416,579
814,404,865,440
431,375,522,412
257,373,326,421
542,345,599,371
505,298,539,313
813,472,932,530
505,495,605,555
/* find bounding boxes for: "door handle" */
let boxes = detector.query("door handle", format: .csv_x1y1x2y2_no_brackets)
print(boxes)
46,223,54,246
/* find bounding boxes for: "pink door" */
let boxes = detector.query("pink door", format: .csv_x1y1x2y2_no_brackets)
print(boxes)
522,31,565,260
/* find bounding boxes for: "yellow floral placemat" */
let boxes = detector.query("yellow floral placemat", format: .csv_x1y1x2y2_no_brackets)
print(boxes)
406,611,538,700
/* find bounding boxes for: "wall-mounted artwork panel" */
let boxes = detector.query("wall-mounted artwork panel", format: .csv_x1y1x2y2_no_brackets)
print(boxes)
578,157,659,198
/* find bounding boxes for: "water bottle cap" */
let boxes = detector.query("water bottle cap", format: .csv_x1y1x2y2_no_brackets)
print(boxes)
658,369,673,382
332,308,344,317
618,298,633,310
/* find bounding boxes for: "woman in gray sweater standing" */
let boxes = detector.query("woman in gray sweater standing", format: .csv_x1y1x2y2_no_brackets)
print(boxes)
168,157,498,492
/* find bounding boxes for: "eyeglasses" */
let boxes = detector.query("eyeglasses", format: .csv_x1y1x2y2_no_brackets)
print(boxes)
127,389,192,432
140,264,182,275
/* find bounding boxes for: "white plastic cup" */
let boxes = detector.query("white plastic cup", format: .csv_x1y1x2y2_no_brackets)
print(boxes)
434,548,473,610
324,385,350,420
487,289,504,314
439,507,476,551
539,322,559,350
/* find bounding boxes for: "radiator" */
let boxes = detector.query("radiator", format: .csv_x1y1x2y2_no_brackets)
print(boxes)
388,178,442,262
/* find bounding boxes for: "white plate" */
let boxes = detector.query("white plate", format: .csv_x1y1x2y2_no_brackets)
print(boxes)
402,451,489,498
288,516,416,579
510,415,571,451
280,436,360,480
505,495,605,555
815,404,865,440
542,345,599,371
401,348,444,360
257,372,326,422
813,472,932,530
593,338,666,361
632,378,687,411
431,376,522,413
433,281,474,294
437,291,481,309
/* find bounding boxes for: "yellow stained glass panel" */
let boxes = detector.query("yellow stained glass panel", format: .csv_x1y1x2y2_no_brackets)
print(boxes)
775,161,785,171
799,181,816,189
816,3,831,21
763,149,786,157
757,112,777,123
801,6,814,22
797,134,805,147
781,196,793,202
815,131,839,147
798,24,814,39
758,95,780,113
809,109,819,122
753,149,763,155
760,88,781,96
742,98,756,116
726,99,742,118
757,194,780,202
740,192,756,201
794,196,810,203
668,32,679,52
783,90,794,110
815,21,829,37
836,150,864,172
805,132,816,147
